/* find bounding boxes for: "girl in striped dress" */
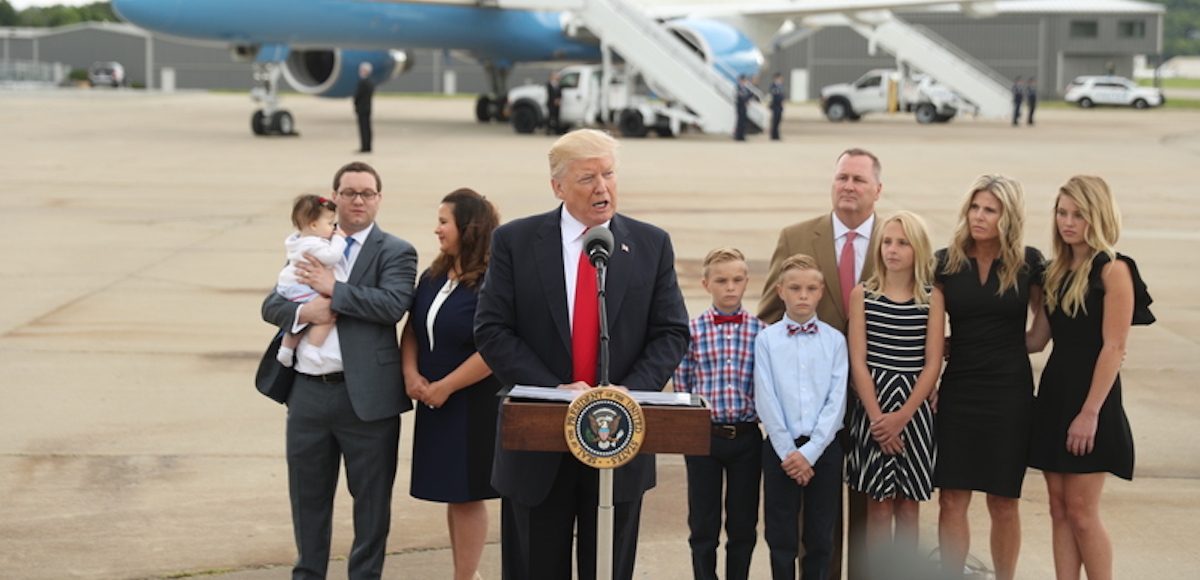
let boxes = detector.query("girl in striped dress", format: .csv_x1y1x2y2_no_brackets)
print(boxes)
846,211,946,553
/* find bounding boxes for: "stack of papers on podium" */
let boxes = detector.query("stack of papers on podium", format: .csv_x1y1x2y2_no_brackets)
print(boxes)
506,385,704,407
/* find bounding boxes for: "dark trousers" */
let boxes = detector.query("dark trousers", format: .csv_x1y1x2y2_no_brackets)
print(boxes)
770,108,782,140
1011,102,1021,126
685,427,763,580
1027,102,1037,125
286,375,400,580
734,109,747,141
762,438,843,580
501,458,644,580
547,106,560,135
356,112,372,152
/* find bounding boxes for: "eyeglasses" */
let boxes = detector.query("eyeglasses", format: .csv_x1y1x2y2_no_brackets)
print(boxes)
337,190,379,201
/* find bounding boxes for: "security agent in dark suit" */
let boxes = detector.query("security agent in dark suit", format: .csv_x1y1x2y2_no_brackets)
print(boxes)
546,71,562,136
354,63,375,153
475,129,689,580
1025,78,1038,126
1011,77,1023,127
261,161,417,580
769,72,785,141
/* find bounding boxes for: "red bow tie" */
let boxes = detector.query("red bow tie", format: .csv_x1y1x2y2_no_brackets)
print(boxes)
787,322,818,336
713,313,745,325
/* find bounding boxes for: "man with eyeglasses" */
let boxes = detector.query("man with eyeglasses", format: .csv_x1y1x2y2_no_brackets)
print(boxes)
260,161,418,579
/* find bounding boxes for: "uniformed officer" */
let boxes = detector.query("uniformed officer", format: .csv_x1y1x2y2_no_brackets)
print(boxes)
769,72,785,141
734,75,758,141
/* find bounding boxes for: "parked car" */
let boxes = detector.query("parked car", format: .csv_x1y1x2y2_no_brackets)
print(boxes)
88,61,125,88
1063,75,1163,109
820,69,970,124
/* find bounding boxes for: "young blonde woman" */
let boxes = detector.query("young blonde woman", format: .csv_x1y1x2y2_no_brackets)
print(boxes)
933,175,1044,580
1026,176,1154,580
845,211,945,570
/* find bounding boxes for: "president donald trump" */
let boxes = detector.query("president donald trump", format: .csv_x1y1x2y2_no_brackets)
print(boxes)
475,129,689,580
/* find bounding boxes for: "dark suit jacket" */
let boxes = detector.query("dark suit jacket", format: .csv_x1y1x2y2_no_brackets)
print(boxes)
475,206,689,506
260,224,417,421
757,213,880,333
354,78,375,116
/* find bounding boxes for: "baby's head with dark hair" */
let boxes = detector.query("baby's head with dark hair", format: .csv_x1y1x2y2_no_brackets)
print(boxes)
291,194,338,231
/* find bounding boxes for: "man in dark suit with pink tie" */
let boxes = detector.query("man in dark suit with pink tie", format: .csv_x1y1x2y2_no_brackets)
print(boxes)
474,128,689,580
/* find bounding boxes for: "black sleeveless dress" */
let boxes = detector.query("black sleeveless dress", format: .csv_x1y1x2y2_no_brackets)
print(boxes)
934,247,1043,498
1029,252,1154,479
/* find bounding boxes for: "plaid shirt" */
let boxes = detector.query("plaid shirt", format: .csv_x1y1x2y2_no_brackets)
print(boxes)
673,306,765,423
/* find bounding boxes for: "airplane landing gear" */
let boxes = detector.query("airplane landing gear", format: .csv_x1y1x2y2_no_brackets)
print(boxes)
475,62,511,123
250,62,297,136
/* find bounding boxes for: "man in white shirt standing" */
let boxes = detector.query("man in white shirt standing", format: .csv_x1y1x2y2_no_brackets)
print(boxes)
758,148,883,580
260,161,418,580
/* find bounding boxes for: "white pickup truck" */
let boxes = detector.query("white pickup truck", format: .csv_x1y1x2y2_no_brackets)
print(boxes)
504,64,697,138
820,69,969,124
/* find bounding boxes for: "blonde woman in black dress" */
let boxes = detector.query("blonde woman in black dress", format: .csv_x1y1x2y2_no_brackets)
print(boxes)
1026,176,1153,580
934,175,1044,580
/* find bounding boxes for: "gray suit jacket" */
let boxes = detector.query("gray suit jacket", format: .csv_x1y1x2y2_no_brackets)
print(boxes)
757,213,880,333
260,224,417,421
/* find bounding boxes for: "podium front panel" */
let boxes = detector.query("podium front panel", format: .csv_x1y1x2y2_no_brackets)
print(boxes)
500,399,711,455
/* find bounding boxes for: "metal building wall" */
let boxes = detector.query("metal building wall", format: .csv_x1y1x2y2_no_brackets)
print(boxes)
37,27,146,83
768,9,1161,100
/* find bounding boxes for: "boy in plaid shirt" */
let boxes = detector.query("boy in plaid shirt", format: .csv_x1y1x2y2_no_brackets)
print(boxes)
673,247,766,580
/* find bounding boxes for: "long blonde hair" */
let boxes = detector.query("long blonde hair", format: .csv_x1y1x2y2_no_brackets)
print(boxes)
1043,175,1121,316
862,211,935,306
942,174,1028,296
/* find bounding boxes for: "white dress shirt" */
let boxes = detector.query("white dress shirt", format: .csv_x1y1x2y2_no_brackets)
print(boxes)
560,209,610,330
754,314,849,465
832,212,875,283
292,223,372,375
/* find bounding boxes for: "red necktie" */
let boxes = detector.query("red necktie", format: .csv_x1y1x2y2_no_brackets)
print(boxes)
572,237,599,385
839,231,858,316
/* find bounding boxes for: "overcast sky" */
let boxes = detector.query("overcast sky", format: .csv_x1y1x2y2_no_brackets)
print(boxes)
9,0,97,9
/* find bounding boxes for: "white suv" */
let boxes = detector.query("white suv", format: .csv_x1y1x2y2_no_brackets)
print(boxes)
1064,76,1163,109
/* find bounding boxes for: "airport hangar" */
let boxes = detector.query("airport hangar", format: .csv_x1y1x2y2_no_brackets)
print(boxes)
0,0,1163,100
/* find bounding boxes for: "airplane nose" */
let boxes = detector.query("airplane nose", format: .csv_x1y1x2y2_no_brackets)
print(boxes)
112,0,180,31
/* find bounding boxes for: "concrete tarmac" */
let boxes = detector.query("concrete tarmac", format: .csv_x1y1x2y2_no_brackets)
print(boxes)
1,90,1197,579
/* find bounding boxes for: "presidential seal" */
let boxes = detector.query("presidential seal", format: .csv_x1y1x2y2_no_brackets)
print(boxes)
564,387,645,469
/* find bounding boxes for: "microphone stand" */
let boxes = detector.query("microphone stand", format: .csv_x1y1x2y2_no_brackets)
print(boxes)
593,255,614,580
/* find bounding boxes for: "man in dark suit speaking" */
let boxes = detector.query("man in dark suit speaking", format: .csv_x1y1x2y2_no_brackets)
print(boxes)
475,129,689,580
261,161,417,579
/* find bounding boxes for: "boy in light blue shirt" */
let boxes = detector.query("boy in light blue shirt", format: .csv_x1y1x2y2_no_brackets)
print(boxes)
754,254,848,580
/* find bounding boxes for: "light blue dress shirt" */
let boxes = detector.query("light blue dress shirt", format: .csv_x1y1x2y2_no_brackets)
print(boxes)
754,314,848,465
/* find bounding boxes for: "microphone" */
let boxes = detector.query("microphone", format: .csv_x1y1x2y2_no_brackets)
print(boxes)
583,226,614,267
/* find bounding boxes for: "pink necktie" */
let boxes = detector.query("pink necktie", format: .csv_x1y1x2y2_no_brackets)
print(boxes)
839,231,858,316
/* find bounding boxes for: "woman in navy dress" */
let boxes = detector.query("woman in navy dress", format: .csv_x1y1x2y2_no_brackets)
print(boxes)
1027,176,1154,580
401,188,501,580
934,175,1044,580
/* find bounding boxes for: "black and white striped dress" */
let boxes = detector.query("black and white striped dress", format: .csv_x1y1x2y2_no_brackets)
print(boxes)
846,293,936,501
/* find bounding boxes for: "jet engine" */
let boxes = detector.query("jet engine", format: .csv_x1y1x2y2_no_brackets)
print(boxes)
664,18,764,84
281,48,413,98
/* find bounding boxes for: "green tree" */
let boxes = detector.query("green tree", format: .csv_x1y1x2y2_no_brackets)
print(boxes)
0,0,18,27
11,1,117,27
1150,0,1200,58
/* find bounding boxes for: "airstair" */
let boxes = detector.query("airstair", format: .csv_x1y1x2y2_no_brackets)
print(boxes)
502,0,768,135
846,12,1011,119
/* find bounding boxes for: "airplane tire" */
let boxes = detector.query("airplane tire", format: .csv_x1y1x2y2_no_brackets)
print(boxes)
619,109,647,138
271,110,294,135
475,96,492,123
251,110,267,136
511,105,539,134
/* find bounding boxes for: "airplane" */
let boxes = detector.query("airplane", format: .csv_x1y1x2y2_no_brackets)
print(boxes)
110,0,1005,136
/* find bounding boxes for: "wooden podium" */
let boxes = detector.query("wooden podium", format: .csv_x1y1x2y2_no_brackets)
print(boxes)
500,396,711,455
499,391,713,580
